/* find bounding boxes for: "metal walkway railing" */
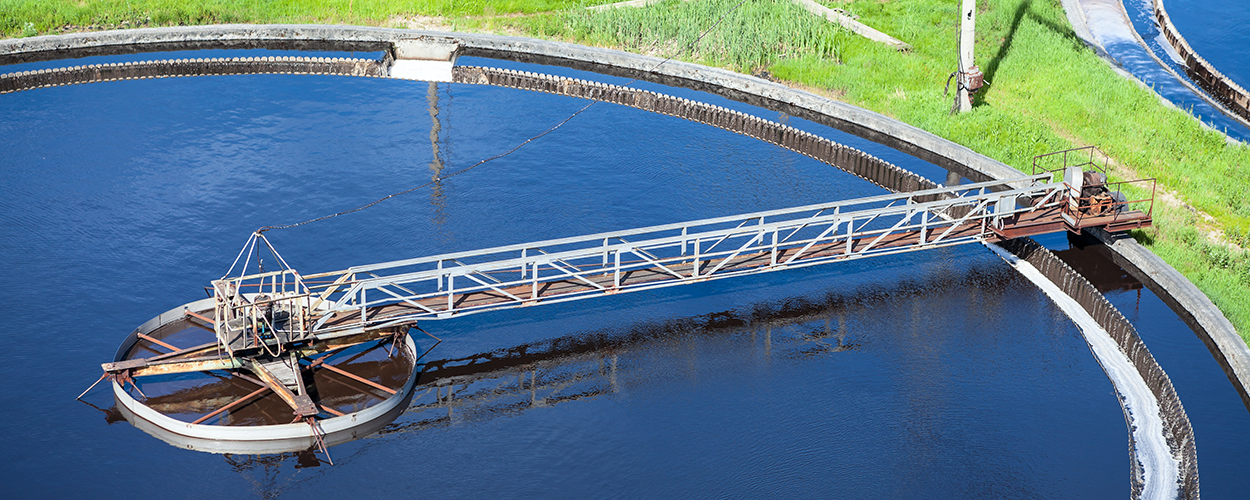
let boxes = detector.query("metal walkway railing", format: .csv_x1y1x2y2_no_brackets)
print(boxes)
220,174,1063,340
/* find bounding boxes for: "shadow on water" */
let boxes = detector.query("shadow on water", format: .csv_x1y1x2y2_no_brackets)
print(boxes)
163,260,1017,496
388,262,1010,435
1052,232,1145,293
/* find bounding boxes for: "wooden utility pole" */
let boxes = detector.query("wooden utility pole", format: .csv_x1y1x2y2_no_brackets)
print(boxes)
955,0,982,113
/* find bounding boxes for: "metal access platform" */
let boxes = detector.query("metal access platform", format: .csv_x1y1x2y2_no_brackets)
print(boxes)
91,147,1154,459
195,167,1153,351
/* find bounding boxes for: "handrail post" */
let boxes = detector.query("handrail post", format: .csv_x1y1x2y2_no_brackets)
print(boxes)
614,250,621,288
692,238,700,277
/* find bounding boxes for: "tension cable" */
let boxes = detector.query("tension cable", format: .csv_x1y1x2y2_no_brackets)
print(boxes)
258,0,751,234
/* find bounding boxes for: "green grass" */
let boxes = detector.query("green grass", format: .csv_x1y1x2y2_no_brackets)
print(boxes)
513,0,1250,338
0,0,606,36
3,0,1248,339
534,0,842,72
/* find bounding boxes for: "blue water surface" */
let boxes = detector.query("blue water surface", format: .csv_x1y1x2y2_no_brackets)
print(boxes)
1115,0,1250,139
0,53,1234,497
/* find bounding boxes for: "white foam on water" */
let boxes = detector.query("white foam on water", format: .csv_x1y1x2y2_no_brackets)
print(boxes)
987,243,1179,499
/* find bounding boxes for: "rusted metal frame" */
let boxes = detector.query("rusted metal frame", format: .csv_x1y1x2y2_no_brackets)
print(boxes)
114,371,147,399
132,343,166,358
1148,179,1156,217
243,358,318,418
1030,185,1065,209
136,332,181,353
292,352,309,398
301,343,365,372
1101,178,1158,219
1032,145,1103,176
224,370,266,389
191,386,270,425
315,371,390,402
184,309,216,327
703,231,765,277
77,373,110,400
116,334,374,377
144,341,220,363
317,363,398,396
783,219,844,265
130,357,244,377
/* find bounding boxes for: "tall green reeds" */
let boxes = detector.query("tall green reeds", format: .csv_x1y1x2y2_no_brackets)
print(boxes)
557,0,842,73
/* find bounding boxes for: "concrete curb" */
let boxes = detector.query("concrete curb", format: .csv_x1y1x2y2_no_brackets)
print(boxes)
1091,228,1250,411
1152,0,1250,122
1057,4,1250,410
0,25,1023,187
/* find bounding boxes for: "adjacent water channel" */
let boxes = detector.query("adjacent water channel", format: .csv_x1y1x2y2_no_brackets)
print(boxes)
1,51,1247,497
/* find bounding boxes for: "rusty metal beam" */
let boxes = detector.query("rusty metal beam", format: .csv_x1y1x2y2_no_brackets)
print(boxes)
317,363,397,395
137,332,182,353
145,341,220,363
130,357,243,377
184,309,216,327
190,386,270,425
243,358,319,418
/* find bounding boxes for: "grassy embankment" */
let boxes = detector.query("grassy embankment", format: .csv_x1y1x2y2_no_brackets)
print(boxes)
3,0,1248,339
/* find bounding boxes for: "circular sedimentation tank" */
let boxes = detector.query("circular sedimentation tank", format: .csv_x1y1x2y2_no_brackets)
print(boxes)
5,26,1241,497
110,298,418,454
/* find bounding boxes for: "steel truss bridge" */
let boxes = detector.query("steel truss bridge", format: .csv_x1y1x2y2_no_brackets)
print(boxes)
208,170,1151,354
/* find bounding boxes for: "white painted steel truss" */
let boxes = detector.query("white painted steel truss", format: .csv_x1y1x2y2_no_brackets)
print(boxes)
208,174,1058,341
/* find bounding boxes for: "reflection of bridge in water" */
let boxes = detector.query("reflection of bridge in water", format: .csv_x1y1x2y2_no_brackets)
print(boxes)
37,45,1158,469
377,262,1018,435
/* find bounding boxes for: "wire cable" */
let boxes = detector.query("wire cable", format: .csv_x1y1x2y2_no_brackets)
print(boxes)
258,0,751,234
